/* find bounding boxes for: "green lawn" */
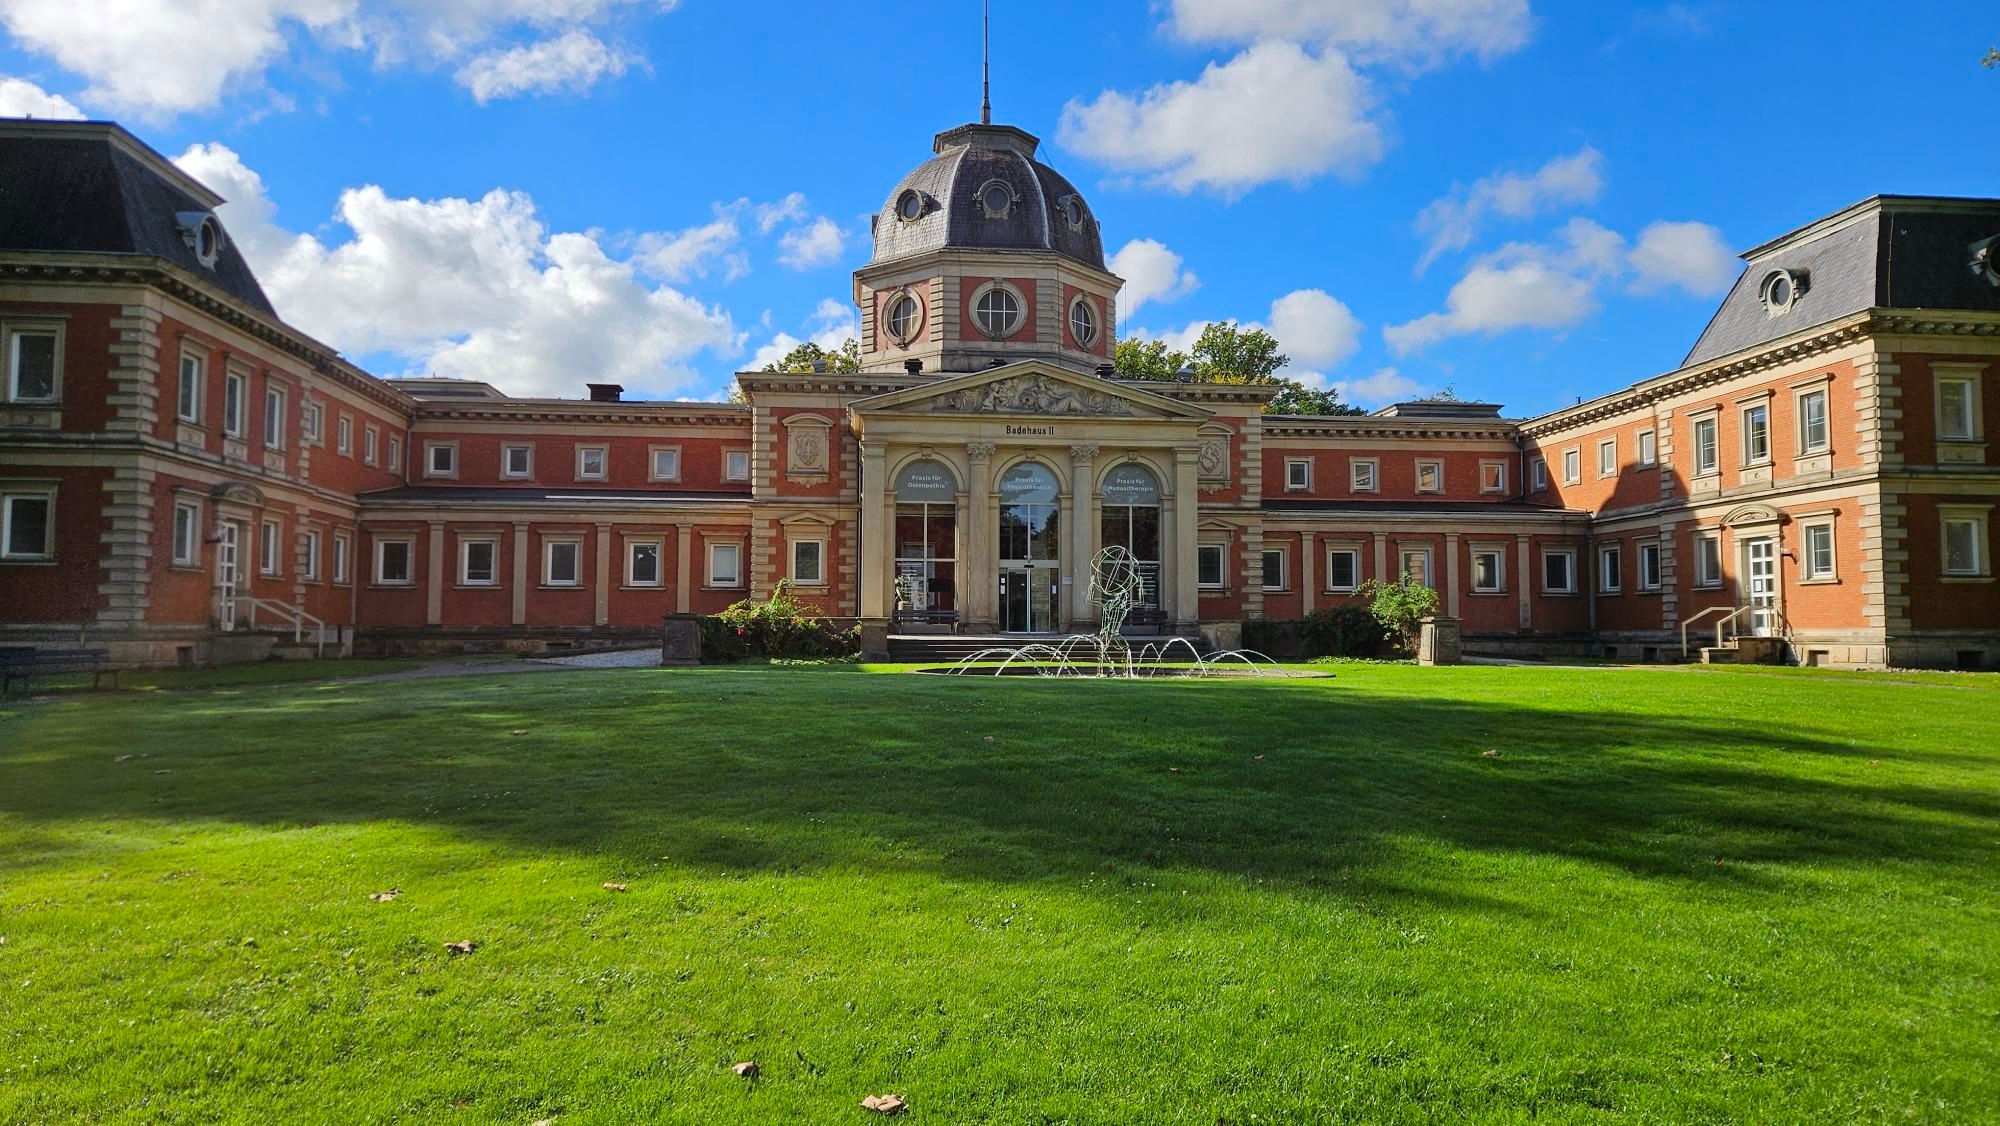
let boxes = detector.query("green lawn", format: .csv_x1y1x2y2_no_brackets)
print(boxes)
2,663,1996,1124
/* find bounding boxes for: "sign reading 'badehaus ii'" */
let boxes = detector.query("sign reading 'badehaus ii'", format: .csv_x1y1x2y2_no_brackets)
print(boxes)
1005,424,1054,437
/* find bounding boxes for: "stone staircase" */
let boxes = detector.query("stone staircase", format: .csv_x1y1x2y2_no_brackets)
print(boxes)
885,634,1038,663
1700,636,1788,665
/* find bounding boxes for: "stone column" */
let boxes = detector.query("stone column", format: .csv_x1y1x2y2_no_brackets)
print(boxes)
965,442,996,629
593,523,612,627
1300,533,1316,617
858,443,889,622
1516,534,1533,630
426,522,444,626
1069,445,1098,626
1172,446,1199,631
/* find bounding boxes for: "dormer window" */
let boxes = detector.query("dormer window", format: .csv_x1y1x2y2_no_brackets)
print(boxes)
176,211,226,269
1061,195,1085,230
978,180,1013,219
1973,235,2000,287
1759,268,1805,316
895,189,925,223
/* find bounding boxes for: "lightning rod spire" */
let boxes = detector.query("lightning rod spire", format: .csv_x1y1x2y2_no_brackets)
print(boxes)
981,0,992,125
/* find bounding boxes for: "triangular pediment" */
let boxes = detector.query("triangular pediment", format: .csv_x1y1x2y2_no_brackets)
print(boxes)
851,361,1210,421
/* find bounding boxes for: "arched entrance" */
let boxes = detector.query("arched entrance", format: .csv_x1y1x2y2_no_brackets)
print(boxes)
997,461,1061,632
893,459,958,624
1099,462,1162,610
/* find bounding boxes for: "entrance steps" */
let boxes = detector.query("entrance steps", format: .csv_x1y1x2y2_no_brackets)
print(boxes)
1700,636,1788,666
887,634,1051,663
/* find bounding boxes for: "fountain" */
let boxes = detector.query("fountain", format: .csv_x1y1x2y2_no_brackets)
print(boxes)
943,546,1295,678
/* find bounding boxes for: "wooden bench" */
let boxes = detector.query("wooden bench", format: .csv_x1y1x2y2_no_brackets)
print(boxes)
0,647,119,696
1121,607,1170,636
891,609,960,632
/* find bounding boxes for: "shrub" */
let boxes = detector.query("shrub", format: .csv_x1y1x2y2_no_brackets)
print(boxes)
1300,604,1385,658
1357,574,1441,654
698,580,860,662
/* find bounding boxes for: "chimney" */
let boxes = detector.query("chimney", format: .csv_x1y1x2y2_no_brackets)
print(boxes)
987,357,1006,368
1095,363,1115,378
904,358,923,374
586,383,623,402
811,359,829,373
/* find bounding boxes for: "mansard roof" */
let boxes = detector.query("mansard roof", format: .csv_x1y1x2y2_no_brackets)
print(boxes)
868,123,1107,274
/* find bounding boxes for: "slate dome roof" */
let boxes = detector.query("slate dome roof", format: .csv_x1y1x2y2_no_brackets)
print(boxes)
869,123,1106,272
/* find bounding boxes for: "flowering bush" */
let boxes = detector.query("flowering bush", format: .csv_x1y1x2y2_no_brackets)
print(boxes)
697,580,859,662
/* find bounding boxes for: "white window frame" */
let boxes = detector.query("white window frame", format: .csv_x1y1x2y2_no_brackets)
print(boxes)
649,446,682,482
791,537,827,586
1562,447,1581,485
1692,414,1719,476
1261,547,1287,592
576,445,609,482
332,531,351,585
1936,374,1982,442
460,535,499,586
1800,520,1836,582
171,499,201,566
302,401,322,444
1196,542,1225,589
1797,387,1830,454
1596,437,1617,478
1940,508,1990,578
1398,548,1432,589
626,537,664,588
1284,458,1312,491
302,528,321,582
337,415,353,456
1638,541,1663,592
1542,548,1577,594
362,425,378,466
259,519,283,577
0,490,54,560
502,444,535,480
1349,457,1378,494
543,537,582,588
1693,532,1723,588
224,370,247,438
1324,547,1360,593
1479,460,1506,494
425,441,458,479
724,449,751,482
4,323,62,404
1637,428,1657,467
1741,402,1771,465
1414,458,1444,494
374,536,414,586
1531,457,1548,492
177,350,204,423
264,386,286,450
1471,547,1505,594
387,436,402,473
707,540,743,588
1599,544,1622,593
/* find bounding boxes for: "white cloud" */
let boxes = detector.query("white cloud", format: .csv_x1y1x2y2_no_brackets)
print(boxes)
754,192,808,235
1386,219,1623,354
1627,220,1737,296
1267,288,1363,369
747,297,858,371
1058,41,1383,196
776,216,847,270
1165,0,1534,68
1109,238,1200,320
454,29,636,103
173,141,737,400
0,0,664,118
633,207,745,283
0,74,87,118
1416,146,1604,272
1331,366,1424,407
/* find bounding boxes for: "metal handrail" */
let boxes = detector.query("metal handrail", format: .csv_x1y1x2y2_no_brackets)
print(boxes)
1680,605,1734,658
243,597,329,657
1681,603,1791,659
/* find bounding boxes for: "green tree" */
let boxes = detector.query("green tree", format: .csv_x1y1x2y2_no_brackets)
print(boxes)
1116,321,1362,415
1187,321,1287,383
760,339,860,374
1358,573,1441,654
1112,337,1188,381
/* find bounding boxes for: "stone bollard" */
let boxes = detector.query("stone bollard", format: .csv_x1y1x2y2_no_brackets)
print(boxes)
661,613,703,666
1417,616,1462,666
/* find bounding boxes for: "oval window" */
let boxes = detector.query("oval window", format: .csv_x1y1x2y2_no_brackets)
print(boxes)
1064,197,1084,227
897,190,923,222
886,293,920,342
983,184,1011,216
975,285,1020,337
1069,297,1096,346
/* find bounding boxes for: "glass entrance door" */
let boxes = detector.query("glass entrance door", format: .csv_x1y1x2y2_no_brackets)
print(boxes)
215,521,239,630
1745,537,1776,636
999,563,1060,632
998,461,1061,633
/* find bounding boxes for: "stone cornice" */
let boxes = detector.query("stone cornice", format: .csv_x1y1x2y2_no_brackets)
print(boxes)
734,371,923,398
1260,417,1521,441
408,401,750,426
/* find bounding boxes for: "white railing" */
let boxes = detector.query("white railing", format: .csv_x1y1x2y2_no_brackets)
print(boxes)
1680,604,1791,659
242,597,330,657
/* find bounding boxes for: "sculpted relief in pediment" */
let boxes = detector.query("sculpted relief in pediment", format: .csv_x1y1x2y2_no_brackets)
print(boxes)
924,374,1133,417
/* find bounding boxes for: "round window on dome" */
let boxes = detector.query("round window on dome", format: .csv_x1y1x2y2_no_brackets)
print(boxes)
973,283,1023,338
981,183,1011,218
1069,296,1097,347
896,190,924,223
1063,196,1084,229
1760,269,1797,315
886,292,922,343
194,216,223,267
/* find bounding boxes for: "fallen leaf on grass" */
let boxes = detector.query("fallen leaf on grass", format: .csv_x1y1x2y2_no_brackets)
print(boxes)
1168,767,1181,773
511,729,529,736
861,1094,907,1115
1481,749,1501,758
368,889,400,902
444,940,476,955
154,769,173,775
114,754,133,762
732,1061,759,1078
602,882,628,893
1252,754,1264,761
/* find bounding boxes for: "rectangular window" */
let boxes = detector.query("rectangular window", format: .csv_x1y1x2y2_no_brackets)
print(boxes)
1472,549,1503,593
1942,513,1986,576
577,446,608,481
0,493,52,559
1285,458,1312,491
628,540,662,587
178,352,204,422
1599,544,1622,593
725,450,751,481
376,538,413,585
1597,437,1617,477
1261,547,1286,591
1742,403,1770,464
363,427,378,466
224,372,246,437
1415,459,1443,494
1543,549,1575,594
1531,457,1548,492
1694,533,1722,588
337,416,352,455
1639,542,1662,591
1349,458,1378,493
302,530,321,581
1802,523,1835,581
332,532,351,584
461,538,498,585
544,539,581,586
650,447,681,481
1197,543,1224,588
1938,376,1979,441
6,328,58,402
792,539,826,585
1325,548,1359,592
1399,548,1431,588
1693,416,1719,475
264,387,285,449
1638,429,1657,467
1479,461,1506,494
708,541,742,586
503,444,534,479
1562,447,1581,485
259,520,282,577
1799,389,1830,453
388,437,402,472
172,501,200,565
303,401,321,443
427,442,456,477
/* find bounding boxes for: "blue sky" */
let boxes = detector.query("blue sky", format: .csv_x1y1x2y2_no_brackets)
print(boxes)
2,1,1996,413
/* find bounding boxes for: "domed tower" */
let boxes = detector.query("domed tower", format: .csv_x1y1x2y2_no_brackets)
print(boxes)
855,122,1123,376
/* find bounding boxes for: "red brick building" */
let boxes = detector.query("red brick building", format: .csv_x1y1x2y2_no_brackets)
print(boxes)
3,117,1998,668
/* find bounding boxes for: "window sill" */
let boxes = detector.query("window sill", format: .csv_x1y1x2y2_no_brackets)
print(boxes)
619,583,666,591
538,583,585,591
1798,577,1839,586
1636,588,1663,597
453,583,502,590
367,583,416,590
1261,587,1289,595
1600,589,1622,597
702,585,746,592
790,582,828,589
1469,589,1508,597
1198,586,1230,596
167,563,203,572
647,478,683,485
1324,587,1359,596
1693,582,1725,591
1541,590,1578,597
0,557,56,566
1940,575,1996,584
